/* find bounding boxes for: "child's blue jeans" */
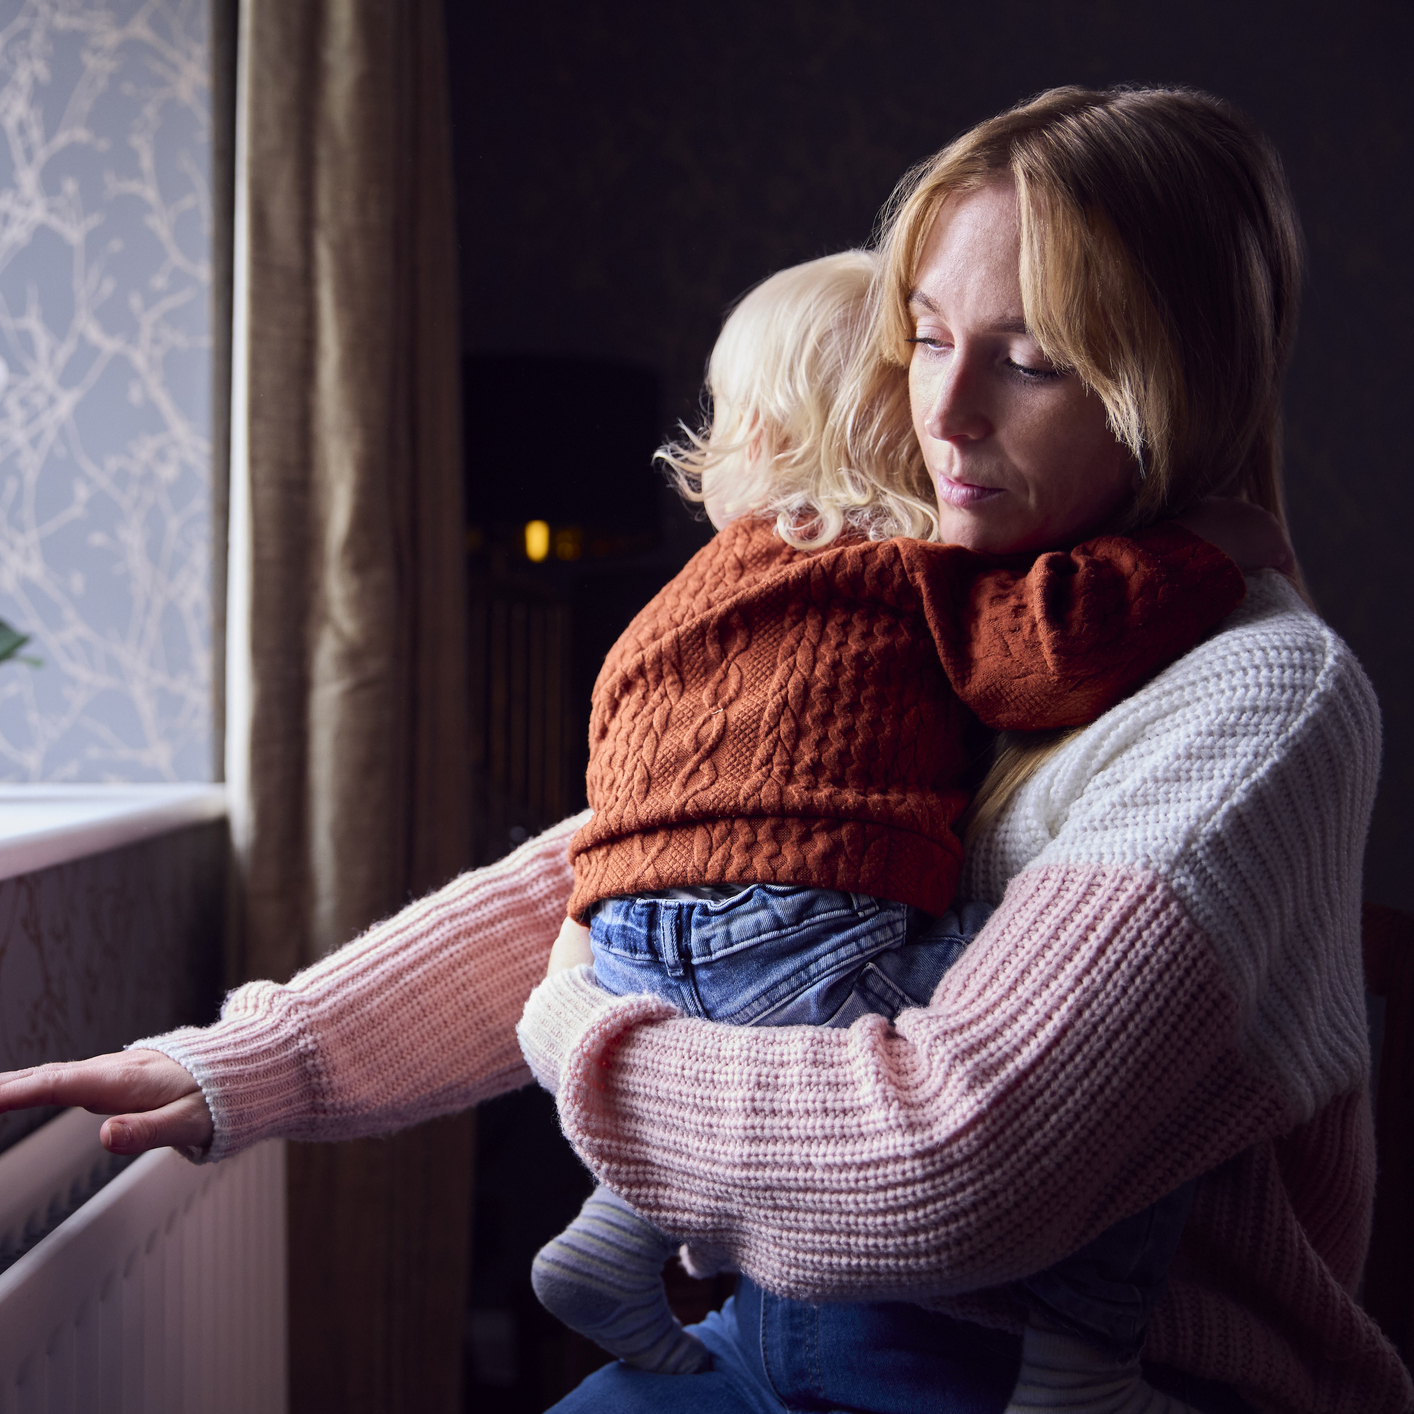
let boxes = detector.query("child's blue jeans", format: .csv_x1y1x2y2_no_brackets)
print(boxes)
589,883,1193,1367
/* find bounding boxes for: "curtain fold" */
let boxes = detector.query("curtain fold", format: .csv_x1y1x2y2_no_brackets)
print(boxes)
228,0,471,1407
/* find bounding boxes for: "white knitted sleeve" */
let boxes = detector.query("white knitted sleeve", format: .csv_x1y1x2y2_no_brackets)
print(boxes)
964,572,1382,1117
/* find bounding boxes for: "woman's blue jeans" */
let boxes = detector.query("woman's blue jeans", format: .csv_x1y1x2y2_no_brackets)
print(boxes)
547,1277,1252,1413
550,1276,1023,1413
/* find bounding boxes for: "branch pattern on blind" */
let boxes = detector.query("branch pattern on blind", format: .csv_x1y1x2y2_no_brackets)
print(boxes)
0,0,211,781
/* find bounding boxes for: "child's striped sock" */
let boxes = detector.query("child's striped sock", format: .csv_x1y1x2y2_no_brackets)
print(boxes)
531,1185,710,1375
1007,1325,1198,1413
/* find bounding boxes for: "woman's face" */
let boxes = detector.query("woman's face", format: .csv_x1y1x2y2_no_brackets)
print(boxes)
907,180,1135,555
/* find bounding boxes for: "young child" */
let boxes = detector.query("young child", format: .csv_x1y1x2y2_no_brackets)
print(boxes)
526,251,1271,1412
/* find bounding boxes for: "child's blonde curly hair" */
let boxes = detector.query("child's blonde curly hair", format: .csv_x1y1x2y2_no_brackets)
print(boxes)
656,251,941,550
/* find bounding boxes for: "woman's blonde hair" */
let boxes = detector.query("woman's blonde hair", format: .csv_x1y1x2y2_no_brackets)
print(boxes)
840,84,1303,530
832,85,1305,837
657,251,942,549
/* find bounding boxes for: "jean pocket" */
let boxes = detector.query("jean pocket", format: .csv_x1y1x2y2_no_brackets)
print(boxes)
695,907,910,1026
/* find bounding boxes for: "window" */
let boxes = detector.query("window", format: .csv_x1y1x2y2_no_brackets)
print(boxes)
0,1,213,782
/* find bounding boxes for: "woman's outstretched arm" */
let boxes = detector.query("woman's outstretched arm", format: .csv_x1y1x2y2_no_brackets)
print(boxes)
0,811,587,1161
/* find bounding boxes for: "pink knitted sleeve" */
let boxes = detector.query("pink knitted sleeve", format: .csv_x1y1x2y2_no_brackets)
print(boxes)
519,861,1289,1303
138,812,586,1162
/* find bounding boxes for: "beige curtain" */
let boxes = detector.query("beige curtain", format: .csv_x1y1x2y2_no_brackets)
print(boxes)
228,0,471,1408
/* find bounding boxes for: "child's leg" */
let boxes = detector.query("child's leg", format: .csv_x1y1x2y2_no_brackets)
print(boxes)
535,889,990,1376
1007,1182,1198,1414
1006,1326,1198,1414
856,900,1199,1413
532,1184,710,1375
1023,1181,1196,1363
528,896,719,1375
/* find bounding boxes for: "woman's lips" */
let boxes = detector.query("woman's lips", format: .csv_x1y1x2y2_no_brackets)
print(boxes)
934,473,1004,509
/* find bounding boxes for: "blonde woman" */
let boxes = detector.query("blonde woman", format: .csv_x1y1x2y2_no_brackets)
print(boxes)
1,87,1404,1414
527,246,1258,1394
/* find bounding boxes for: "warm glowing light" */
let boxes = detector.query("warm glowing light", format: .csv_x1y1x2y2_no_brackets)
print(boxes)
524,520,550,561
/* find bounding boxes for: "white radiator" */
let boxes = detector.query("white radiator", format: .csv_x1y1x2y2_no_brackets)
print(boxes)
0,1110,287,1413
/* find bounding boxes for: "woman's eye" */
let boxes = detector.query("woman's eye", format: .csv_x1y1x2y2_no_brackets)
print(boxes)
1004,357,1061,381
906,336,948,354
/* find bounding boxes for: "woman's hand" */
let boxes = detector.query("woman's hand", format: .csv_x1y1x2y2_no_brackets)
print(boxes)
1177,497,1296,578
0,1050,213,1156
545,916,593,978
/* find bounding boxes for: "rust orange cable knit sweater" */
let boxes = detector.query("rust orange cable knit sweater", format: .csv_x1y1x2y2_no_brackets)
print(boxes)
568,517,1244,921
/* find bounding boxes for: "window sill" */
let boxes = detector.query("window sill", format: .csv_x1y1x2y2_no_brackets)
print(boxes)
0,784,228,883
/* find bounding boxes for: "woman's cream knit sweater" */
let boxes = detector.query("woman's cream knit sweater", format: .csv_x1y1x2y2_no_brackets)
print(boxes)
142,573,1411,1414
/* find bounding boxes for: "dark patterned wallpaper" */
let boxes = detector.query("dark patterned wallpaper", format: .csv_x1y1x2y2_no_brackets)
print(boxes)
447,1,1414,908
0,822,225,1155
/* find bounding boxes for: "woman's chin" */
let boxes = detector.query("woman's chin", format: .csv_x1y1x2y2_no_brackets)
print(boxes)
934,504,1021,554
934,498,1118,556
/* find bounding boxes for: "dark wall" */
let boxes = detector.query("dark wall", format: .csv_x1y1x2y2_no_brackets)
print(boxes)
446,0,1413,909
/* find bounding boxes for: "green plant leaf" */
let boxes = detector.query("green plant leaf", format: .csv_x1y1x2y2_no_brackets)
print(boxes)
0,618,38,667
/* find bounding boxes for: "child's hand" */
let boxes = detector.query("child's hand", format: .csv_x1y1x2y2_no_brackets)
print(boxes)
546,916,593,978
1176,497,1295,577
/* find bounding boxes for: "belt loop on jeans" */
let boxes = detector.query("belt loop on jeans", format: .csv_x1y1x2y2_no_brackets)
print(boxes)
657,904,687,979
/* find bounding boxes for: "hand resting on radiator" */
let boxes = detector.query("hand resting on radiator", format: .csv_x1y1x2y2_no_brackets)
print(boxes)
0,1049,212,1155
0,912,590,1160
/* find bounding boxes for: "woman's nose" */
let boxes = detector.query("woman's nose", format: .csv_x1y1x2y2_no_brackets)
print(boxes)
920,355,991,444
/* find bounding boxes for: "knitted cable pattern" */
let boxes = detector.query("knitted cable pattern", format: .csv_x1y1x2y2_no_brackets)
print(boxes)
568,516,1243,920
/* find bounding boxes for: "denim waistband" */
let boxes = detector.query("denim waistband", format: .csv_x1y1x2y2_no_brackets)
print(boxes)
591,884,894,967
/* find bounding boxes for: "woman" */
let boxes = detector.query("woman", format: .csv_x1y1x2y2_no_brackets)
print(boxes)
0,87,1405,1414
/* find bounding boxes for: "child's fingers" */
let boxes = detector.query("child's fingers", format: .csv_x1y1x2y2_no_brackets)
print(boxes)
546,917,594,978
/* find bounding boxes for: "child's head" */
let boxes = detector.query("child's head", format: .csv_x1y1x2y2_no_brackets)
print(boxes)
658,251,941,549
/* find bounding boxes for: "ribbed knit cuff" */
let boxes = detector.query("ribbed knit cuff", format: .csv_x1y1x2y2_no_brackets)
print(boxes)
131,988,322,1165
517,965,678,1097
517,965,616,1092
